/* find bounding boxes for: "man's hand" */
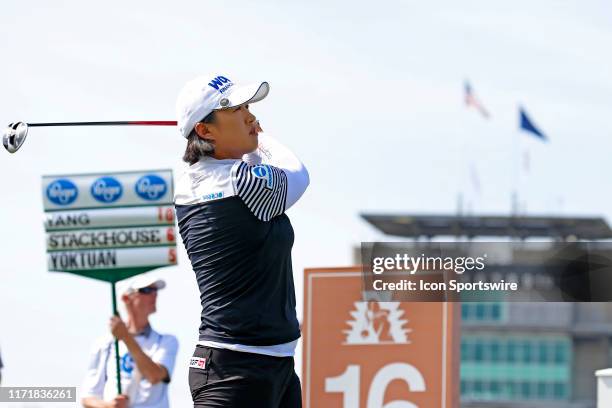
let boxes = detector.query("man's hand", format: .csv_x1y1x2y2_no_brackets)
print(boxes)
107,395,129,408
82,394,129,408
109,315,129,342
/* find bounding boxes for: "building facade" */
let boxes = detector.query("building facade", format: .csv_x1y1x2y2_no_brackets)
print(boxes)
358,214,612,408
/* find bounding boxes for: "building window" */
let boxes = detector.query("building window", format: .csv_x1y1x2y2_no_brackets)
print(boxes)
461,302,506,323
554,341,567,363
554,382,567,399
461,335,571,401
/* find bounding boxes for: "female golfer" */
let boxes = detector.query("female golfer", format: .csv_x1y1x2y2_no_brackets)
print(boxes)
174,74,309,408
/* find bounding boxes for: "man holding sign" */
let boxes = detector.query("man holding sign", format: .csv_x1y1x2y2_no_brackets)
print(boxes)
81,275,178,408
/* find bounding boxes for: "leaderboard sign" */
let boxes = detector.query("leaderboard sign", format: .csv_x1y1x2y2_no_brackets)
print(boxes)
42,170,177,282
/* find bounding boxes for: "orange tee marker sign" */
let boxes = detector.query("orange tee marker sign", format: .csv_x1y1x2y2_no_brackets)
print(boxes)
303,267,460,408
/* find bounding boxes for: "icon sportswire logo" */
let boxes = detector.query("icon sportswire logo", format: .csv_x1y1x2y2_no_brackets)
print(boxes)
343,302,411,345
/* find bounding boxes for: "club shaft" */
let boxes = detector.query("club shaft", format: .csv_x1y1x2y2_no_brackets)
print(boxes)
27,121,177,127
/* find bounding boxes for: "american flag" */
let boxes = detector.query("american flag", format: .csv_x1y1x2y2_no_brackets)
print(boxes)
464,81,490,118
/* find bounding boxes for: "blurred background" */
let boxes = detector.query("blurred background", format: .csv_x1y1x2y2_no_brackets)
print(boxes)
1,0,611,407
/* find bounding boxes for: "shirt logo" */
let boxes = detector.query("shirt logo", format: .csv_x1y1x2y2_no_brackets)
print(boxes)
251,165,274,190
121,353,135,375
202,191,223,202
189,357,207,370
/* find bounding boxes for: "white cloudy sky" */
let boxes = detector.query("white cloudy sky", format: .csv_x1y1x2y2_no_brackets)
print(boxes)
1,0,611,406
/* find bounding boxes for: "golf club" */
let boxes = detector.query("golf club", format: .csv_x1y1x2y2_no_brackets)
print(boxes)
3,120,177,154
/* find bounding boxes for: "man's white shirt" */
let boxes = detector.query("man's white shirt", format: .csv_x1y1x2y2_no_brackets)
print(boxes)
82,327,178,408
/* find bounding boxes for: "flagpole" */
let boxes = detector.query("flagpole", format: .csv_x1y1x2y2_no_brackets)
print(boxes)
512,105,522,218
517,106,548,216
464,81,477,216
464,80,489,215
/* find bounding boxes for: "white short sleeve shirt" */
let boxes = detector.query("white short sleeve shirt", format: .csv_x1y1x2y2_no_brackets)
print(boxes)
81,327,178,408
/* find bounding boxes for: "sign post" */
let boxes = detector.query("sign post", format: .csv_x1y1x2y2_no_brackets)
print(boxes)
42,169,177,395
303,267,460,408
111,282,121,394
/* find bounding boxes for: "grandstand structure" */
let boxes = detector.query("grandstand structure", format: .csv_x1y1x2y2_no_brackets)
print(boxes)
359,214,612,408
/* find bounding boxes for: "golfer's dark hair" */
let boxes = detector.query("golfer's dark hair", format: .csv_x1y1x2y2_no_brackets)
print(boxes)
183,111,217,165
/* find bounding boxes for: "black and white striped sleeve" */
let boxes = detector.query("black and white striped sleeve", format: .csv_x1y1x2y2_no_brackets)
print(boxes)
231,161,289,221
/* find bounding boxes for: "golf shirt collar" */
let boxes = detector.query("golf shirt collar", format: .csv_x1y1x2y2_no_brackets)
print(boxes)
131,324,152,338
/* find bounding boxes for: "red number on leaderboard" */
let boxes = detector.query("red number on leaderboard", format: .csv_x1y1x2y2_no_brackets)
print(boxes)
158,207,175,222
167,228,175,242
168,248,177,263
165,208,174,222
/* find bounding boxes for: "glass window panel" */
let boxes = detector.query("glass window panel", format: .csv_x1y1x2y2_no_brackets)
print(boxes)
521,341,532,363
475,341,484,361
538,341,549,364
507,340,517,363
537,382,547,398
508,382,517,399
491,342,500,362
521,381,531,398
464,380,472,394
554,342,567,364
476,304,486,319
530,382,539,399
483,304,491,320
553,382,566,399
546,382,555,400
462,304,470,320
490,381,500,395
491,303,501,320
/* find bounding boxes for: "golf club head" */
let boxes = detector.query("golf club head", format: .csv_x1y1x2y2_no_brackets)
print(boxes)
3,122,28,153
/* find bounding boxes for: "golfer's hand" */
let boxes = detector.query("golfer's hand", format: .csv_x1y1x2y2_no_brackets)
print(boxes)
109,315,129,341
107,394,129,408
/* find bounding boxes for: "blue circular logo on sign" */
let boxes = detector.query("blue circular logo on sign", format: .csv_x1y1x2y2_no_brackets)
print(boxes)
46,179,78,206
90,177,123,203
135,174,167,201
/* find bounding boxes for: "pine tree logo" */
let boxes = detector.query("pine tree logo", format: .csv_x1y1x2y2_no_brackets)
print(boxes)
343,302,411,345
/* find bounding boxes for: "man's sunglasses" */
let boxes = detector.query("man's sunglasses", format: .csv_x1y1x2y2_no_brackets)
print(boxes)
138,287,158,295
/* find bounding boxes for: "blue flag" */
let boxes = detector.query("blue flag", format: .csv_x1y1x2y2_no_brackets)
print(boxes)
519,107,547,141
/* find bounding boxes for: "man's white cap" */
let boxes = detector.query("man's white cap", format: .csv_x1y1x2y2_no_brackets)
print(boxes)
124,275,166,295
176,74,270,138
